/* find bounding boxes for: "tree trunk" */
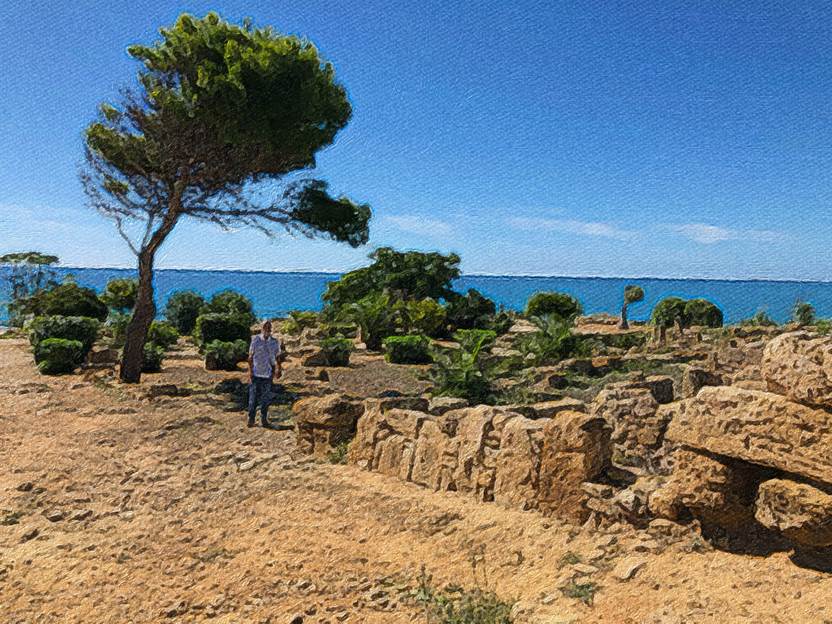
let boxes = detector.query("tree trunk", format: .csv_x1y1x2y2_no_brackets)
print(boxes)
119,251,156,383
618,302,629,330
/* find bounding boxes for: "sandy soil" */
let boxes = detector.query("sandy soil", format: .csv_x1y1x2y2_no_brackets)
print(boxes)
1,337,831,624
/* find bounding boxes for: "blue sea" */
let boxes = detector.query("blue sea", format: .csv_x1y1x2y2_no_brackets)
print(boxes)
3,267,832,325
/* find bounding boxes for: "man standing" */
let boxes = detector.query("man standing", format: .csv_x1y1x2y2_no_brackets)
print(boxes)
247,320,282,428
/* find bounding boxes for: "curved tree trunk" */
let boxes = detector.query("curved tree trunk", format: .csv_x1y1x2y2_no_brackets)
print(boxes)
618,302,629,330
119,251,156,383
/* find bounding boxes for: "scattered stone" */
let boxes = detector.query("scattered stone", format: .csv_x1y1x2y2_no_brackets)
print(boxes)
754,478,832,547
612,557,647,581
20,528,39,542
16,482,34,492
43,509,65,522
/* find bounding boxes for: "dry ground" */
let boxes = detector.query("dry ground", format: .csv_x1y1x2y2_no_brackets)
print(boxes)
1,337,831,624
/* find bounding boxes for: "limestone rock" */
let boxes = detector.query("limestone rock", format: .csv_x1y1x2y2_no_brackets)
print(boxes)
293,394,364,458
427,396,468,415
681,366,722,398
664,386,832,485
761,331,832,408
755,478,832,547
410,415,459,490
612,557,647,581
493,417,545,510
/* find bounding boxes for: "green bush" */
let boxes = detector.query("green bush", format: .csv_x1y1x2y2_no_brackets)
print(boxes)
164,290,206,334
282,310,318,334
651,296,687,329
193,313,252,348
452,329,497,351
27,282,108,321
106,312,131,348
28,315,100,352
320,336,353,367
384,334,432,364
203,290,256,328
342,292,400,351
141,342,165,373
100,278,138,312
402,298,447,338
525,291,582,321
792,300,816,326
148,320,179,349
414,568,513,624
429,330,506,405
739,309,778,327
321,322,358,339
683,298,723,328
204,339,249,371
34,338,85,375
519,316,589,366
445,289,497,331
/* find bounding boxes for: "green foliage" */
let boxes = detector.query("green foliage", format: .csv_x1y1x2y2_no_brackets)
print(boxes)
164,291,206,334
106,312,131,348
141,343,165,373
27,282,108,321
738,309,778,327
524,291,583,321
203,290,257,328
651,296,687,329
148,320,179,349
100,278,138,312
320,322,358,339
341,292,400,351
815,319,832,335
204,339,249,371
561,581,598,605
384,334,432,364
34,338,85,375
445,289,497,331
414,569,513,624
282,310,319,334
792,300,816,326
194,313,252,348
402,298,447,338
323,247,461,312
452,329,497,352
624,284,645,305
0,251,60,327
28,315,100,352
519,316,589,366
429,331,505,405
319,336,353,367
683,298,723,328
327,440,350,464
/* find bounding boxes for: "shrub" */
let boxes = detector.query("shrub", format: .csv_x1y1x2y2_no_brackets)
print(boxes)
105,312,131,348
525,291,582,321
0,251,59,327
414,568,514,624
815,319,832,335
141,342,165,373
384,334,432,364
100,278,138,312
429,330,506,405
203,290,256,327
319,336,353,367
739,309,778,327
148,320,179,349
342,292,400,351
402,298,447,338
519,316,589,365
320,322,358,339
684,298,723,328
445,289,497,331
164,290,206,334
651,296,687,329
204,339,249,371
27,282,108,321
193,313,252,348
28,315,100,352
452,329,497,351
282,310,318,334
792,300,816,326
34,338,85,374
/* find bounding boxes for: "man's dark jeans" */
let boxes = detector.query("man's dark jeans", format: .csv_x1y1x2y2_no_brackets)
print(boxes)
248,376,272,424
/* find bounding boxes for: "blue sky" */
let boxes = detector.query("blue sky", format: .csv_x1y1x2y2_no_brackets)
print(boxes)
1,1,831,279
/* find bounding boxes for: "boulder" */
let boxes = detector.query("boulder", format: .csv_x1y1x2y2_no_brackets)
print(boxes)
537,411,611,521
86,346,118,366
410,415,460,490
348,404,431,472
505,397,586,419
681,366,722,398
761,331,832,409
755,478,832,547
427,396,468,415
293,394,364,458
664,386,832,486
493,417,544,510
301,348,329,367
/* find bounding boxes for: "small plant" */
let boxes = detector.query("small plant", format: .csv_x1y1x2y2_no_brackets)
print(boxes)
320,336,353,367
27,315,100,352
384,334,432,364
452,329,497,351
106,311,131,348
561,581,598,606
402,298,447,338
204,339,249,371
430,331,506,405
342,292,400,351
282,310,319,334
164,290,206,334
147,320,179,349
141,342,165,373
815,319,832,335
558,551,582,567
327,440,350,464
792,300,816,326
413,567,514,624
445,289,498,331
525,291,582,321
100,278,138,312
683,298,723,328
518,315,588,366
739,309,778,327
193,313,252,348
34,338,85,374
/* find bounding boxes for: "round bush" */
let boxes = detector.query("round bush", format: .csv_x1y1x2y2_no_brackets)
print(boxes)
383,334,432,364
684,299,723,328
194,313,252,348
164,290,206,334
651,297,688,329
282,310,318,335
445,289,497,331
525,291,582,321
452,329,497,352
204,339,249,371
34,338,85,374
204,290,256,328
29,283,108,321
100,278,138,312
148,320,179,349
28,315,100,352
320,336,353,367
141,343,165,373
403,298,447,338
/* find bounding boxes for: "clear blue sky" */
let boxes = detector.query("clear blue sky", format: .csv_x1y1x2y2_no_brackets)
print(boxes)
1,1,831,279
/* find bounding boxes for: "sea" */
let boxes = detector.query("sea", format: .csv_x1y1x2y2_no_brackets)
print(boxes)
3,267,832,326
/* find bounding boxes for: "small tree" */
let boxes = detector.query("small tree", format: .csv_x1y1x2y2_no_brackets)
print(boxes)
525,291,582,322
618,284,644,330
100,278,138,313
651,296,687,342
792,300,816,326
82,13,370,382
0,252,59,327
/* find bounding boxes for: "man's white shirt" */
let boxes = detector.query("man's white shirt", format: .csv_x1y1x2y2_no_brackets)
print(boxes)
249,334,281,379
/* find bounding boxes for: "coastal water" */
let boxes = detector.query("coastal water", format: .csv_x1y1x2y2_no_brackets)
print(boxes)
4,267,832,325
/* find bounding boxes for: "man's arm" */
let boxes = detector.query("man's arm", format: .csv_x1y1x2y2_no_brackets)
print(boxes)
248,337,256,382
272,339,282,379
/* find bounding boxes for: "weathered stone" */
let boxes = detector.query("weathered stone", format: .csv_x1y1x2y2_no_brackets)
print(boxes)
681,366,722,398
301,348,329,367
507,398,586,420
427,396,468,415
755,478,832,547
293,394,364,458
612,557,647,581
538,411,611,521
591,386,667,469
86,346,118,365
664,386,832,485
410,416,459,490
761,331,832,409
493,417,544,510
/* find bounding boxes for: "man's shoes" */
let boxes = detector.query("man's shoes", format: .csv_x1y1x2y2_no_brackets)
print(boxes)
261,420,275,429
247,419,255,428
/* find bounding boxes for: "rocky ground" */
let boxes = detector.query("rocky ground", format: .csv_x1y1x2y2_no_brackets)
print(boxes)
2,336,832,623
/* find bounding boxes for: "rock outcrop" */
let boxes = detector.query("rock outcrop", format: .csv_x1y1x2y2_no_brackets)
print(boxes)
293,394,364,458
754,478,832,548
761,331,832,409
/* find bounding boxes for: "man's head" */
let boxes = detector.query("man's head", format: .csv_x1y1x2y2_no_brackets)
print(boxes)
261,320,272,337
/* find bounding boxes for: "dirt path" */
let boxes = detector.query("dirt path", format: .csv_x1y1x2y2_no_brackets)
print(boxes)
1,338,831,623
